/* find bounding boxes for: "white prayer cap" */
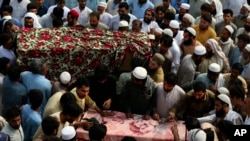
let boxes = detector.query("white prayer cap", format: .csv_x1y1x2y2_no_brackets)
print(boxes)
154,27,163,34
183,13,195,24
194,45,206,55
169,20,180,29
148,34,155,40
180,3,190,10
59,71,71,84
186,27,196,36
245,44,250,52
208,63,221,73
132,67,147,79
218,87,230,95
218,94,231,105
162,28,173,37
188,129,207,141
98,2,107,8
119,20,129,27
243,3,250,11
61,126,76,140
224,25,234,34
2,16,12,20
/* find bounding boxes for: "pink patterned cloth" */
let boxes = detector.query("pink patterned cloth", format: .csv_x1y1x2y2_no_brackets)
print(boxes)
76,111,187,141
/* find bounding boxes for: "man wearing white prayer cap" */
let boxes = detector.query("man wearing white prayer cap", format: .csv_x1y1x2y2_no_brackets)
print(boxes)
175,3,190,22
198,94,243,125
97,1,113,27
118,20,129,32
177,45,206,92
123,66,156,119
140,8,160,33
162,28,173,37
181,13,195,30
232,3,250,28
23,12,42,28
239,44,250,82
188,129,207,141
235,15,250,40
181,27,202,57
61,126,76,141
52,71,71,94
169,20,183,46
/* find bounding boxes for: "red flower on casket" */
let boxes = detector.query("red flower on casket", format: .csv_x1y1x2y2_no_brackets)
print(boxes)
74,56,83,65
136,40,145,46
51,48,64,55
40,31,51,40
92,29,103,35
104,42,113,48
63,58,69,63
113,32,125,37
89,60,100,68
29,50,41,57
67,44,75,49
23,45,29,49
36,41,45,48
52,64,60,69
62,35,72,42
54,42,61,47
114,38,121,44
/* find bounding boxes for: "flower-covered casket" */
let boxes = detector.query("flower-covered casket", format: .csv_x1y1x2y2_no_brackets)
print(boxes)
17,27,152,79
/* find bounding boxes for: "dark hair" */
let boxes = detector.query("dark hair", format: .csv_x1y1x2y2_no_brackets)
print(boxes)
164,72,177,85
132,19,142,28
217,120,234,139
237,34,250,43
228,78,243,88
184,116,201,131
27,3,37,11
89,124,107,140
4,106,21,121
232,62,244,73
30,58,45,74
0,19,13,34
62,103,83,118
120,14,130,23
1,5,13,13
53,18,63,28
0,57,10,73
223,9,233,16
0,33,12,45
193,81,206,92
155,6,166,13
90,11,100,20
60,92,76,108
7,64,21,81
160,35,173,47
200,3,212,13
201,14,212,23
28,89,43,110
121,136,137,141
94,64,110,81
76,76,90,88
164,11,175,20
184,28,195,38
53,7,64,19
204,128,214,141
119,2,129,10
229,86,245,100
130,57,143,70
42,116,60,136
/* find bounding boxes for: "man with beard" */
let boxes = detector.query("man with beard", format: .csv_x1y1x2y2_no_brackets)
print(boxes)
217,25,235,58
169,20,183,46
85,12,109,30
140,8,159,33
127,0,154,19
198,94,243,125
175,3,190,22
177,45,206,92
152,72,185,121
96,2,113,27
239,44,250,83
2,106,24,141
180,27,202,58
72,0,92,26
232,3,250,29
146,53,165,83
169,81,215,119
66,9,79,27
180,13,195,30
194,3,216,29
160,11,175,29
236,16,250,41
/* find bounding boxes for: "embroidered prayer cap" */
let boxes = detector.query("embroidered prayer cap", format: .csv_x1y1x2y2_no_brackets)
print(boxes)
245,44,250,52
119,20,129,27
208,63,221,73
180,3,190,10
132,67,147,79
186,27,196,36
218,94,231,106
162,28,173,37
68,9,79,19
98,2,107,8
224,25,234,34
152,53,165,65
59,71,71,84
169,20,180,29
148,34,155,40
194,45,206,55
61,126,76,140
188,129,207,141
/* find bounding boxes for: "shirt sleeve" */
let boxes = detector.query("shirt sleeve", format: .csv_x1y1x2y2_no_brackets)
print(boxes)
85,96,96,108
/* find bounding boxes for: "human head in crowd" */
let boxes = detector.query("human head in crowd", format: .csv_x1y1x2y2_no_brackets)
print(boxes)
169,20,180,37
77,0,87,10
56,0,66,8
237,34,250,52
183,27,196,46
97,2,107,15
242,44,250,62
118,20,129,32
155,6,166,25
4,106,21,129
0,19,14,34
192,45,207,65
118,2,129,16
199,14,212,31
61,126,76,141
62,103,83,123
200,3,212,16
89,12,100,28
24,12,42,28
230,63,244,79
244,16,250,32
193,81,207,102
0,57,10,75
94,64,110,83
52,7,64,19
1,5,13,17
34,0,45,8
0,33,14,50
178,3,190,21
148,53,165,72
241,97,250,118
188,128,207,141
144,8,155,24
30,58,48,75
240,4,250,18
27,3,38,14
162,0,171,7
120,14,130,24
184,116,201,131
229,86,245,110
121,136,137,141
210,0,223,17
131,67,147,88
159,34,173,54
223,9,233,25
217,120,234,140
53,18,64,28
162,11,175,28
42,116,60,136
181,13,195,30
59,71,71,86
215,94,232,118
67,9,79,27
203,128,214,141
89,124,107,141
7,64,21,82
130,57,143,70
217,87,230,96
60,92,77,109
163,72,177,93
205,39,222,60
220,25,233,42
207,63,221,83
76,76,90,99
227,78,243,91
28,89,43,110
132,19,142,33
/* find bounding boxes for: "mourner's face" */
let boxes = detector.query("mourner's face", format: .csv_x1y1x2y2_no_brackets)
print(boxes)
97,6,105,14
156,10,164,20
181,17,190,28
163,81,174,92
193,90,205,101
8,115,21,129
35,0,44,7
118,7,128,15
76,85,90,99
78,0,86,9
215,100,226,118
220,28,230,42
148,58,159,70
144,11,153,23
24,17,34,28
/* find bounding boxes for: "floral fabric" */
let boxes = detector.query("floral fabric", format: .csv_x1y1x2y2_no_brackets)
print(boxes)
17,27,152,79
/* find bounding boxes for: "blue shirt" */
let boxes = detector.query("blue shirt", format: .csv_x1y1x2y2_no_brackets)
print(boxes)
127,0,154,19
171,0,189,12
22,104,42,141
37,6,48,17
20,71,52,115
195,73,225,89
229,47,241,67
87,0,106,11
2,76,27,114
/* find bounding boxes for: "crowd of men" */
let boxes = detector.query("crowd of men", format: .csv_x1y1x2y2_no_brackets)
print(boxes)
1,0,250,141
